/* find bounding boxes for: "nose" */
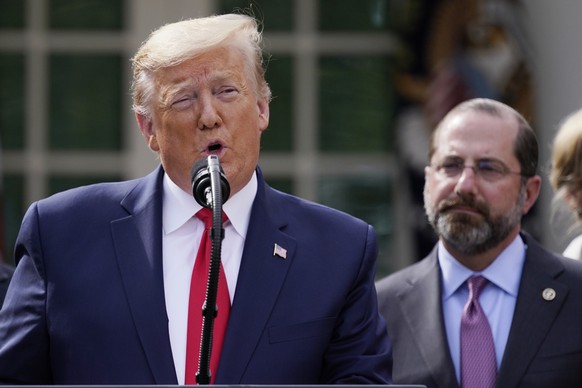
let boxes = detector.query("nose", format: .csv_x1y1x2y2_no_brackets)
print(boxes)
454,166,479,195
197,93,222,130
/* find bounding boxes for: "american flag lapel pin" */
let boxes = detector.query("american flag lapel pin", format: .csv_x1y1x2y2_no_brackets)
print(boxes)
273,243,287,259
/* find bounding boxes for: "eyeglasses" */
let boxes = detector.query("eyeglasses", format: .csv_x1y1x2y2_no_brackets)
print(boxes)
431,159,528,182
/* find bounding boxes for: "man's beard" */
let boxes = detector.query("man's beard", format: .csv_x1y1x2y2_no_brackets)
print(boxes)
425,189,525,256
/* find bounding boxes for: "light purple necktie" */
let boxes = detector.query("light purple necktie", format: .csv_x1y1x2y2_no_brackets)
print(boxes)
460,275,497,388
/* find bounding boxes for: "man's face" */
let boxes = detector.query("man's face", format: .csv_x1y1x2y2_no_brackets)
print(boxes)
423,110,537,256
137,46,270,196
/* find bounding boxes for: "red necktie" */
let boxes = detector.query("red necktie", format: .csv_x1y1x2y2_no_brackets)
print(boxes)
460,275,497,388
185,208,230,384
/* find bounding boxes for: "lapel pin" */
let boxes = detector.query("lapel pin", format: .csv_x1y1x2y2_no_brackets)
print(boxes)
542,288,556,301
273,243,287,259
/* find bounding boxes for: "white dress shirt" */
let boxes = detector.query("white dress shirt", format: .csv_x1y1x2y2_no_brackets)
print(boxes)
563,234,582,260
162,171,257,384
439,235,525,384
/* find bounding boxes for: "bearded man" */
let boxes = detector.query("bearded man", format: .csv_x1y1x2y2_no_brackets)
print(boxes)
377,98,582,388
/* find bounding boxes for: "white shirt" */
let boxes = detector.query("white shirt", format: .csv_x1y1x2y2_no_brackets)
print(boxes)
439,235,525,383
162,171,257,384
563,234,582,260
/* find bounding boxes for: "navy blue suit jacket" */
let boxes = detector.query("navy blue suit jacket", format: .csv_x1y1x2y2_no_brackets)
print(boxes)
0,166,391,384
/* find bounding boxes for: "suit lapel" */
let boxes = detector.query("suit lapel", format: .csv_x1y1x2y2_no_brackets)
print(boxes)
397,253,459,388
216,172,296,383
111,167,178,384
496,235,567,388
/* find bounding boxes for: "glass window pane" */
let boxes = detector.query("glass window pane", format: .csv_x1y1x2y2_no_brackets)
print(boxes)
49,0,124,30
220,0,292,31
0,1,25,29
49,54,122,150
318,175,394,278
0,54,25,149
318,0,395,31
49,175,121,195
319,56,395,152
264,176,293,195
2,174,25,265
263,56,293,152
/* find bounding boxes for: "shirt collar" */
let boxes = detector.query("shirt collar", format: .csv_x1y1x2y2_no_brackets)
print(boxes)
439,234,526,300
163,171,257,239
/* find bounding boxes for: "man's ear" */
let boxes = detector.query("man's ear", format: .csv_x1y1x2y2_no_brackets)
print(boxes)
135,112,159,152
522,175,542,215
257,98,270,132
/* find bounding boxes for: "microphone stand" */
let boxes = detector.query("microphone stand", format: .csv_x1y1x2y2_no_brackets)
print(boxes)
196,156,227,385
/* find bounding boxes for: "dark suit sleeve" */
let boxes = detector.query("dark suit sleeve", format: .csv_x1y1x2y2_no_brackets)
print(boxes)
321,224,393,384
0,203,53,383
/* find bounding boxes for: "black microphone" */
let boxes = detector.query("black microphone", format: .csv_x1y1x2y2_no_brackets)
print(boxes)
191,156,230,208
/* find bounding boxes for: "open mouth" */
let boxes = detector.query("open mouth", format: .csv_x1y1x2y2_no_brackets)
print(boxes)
208,143,221,152
206,142,224,156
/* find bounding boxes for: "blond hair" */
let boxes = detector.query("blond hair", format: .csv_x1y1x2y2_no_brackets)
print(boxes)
550,108,582,200
131,13,271,117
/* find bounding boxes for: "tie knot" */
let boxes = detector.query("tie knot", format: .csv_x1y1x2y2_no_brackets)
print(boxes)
467,275,489,299
195,208,227,228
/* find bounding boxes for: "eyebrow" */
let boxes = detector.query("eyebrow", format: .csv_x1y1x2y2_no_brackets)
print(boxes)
158,80,193,107
442,155,502,161
440,156,510,167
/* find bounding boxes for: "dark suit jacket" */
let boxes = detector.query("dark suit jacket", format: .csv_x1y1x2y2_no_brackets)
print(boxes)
0,262,13,308
376,232,582,388
0,166,391,384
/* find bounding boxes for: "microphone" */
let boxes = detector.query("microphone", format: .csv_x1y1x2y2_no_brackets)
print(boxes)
191,156,230,208
189,155,230,384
